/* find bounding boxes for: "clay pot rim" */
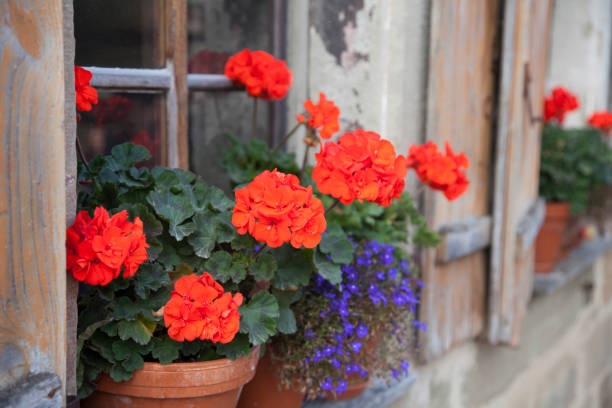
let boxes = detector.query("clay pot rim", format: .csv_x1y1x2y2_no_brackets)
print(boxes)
95,346,260,399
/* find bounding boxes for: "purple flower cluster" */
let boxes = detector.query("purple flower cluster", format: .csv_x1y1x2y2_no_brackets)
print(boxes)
302,239,425,396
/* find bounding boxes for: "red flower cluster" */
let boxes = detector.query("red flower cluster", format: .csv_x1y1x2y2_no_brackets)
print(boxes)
75,66,98,112
311,130,407,207
66,207,149,286
163,273,242,343
544,87,579,124
296,92,341,140
406,141,469,201
224,49,292,100
588,110,612,134
232,170,326,248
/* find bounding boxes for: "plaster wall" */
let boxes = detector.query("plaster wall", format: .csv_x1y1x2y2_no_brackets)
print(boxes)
546,0,612,126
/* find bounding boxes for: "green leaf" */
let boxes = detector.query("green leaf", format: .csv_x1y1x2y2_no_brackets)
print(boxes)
181,341,203,357
216,334,251,360
117,317,156,345
228,253,248,283
271,247,312,290
231,235,256,252
134,263,170,299
151,167,181,189
188,211,219,259
151,337,182,365
318,222,355,264
249,253,277,281
147,190,194,241
204,251,233,282
206,186,234,211
146,237,163,262
112,297,140,321
109,364,133,382
272,290,300,334
120,353,144,372
171,221,195,241
239,291,280,345
119,203,163,237
313,250,342,287
77,318,113,355
108,143,150,170
89,332,116,363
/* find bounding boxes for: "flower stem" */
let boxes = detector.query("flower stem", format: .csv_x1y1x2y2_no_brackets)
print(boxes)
272,122,302,153
251,97,258,140
300,144,311,179
325,198,341,215
75,136,91,172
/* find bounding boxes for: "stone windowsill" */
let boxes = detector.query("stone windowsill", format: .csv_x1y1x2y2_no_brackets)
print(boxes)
533,237,612,297
301,373,416,408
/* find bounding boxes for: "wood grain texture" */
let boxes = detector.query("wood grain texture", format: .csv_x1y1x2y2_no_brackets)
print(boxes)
436,216,492,263
0,0,67,397
420,0,500,361
487,0,551,346
62,0,78,397
166,0,188,169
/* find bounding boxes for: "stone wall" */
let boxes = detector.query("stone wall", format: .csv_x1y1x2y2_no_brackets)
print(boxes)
390,249,612,408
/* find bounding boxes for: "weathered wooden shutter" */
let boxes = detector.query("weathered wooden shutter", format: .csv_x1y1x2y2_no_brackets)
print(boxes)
487,0,551,345
420,0,552,360
420,0,501,361
0,0,67,403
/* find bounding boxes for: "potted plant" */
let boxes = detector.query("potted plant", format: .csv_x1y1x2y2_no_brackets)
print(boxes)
536,87,612,272
71,59,353,407
233,117,469,406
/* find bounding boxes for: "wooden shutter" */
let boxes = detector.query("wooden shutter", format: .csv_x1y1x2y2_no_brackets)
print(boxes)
420,0,501,361
0,0,67,399
487,0,551,345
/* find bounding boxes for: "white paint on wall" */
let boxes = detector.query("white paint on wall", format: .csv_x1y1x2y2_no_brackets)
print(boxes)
546,0,612,126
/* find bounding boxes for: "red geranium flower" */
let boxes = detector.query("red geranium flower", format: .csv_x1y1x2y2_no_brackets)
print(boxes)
66,206,149,285
75,66,98,112
296,92,341,140
224,49,292,100
588,110,612,134
163,273,242,343
311,130,407,207
406,141,469,201
232,169,326,248
543,87,579,124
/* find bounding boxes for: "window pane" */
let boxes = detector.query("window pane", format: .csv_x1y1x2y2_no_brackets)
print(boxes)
77,92,165,167
74,0,165,68
189,91,271,190
187,0,275,189
187,0,274,74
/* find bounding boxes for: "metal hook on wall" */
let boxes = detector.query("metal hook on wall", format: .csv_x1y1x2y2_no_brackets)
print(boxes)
523,62,542,125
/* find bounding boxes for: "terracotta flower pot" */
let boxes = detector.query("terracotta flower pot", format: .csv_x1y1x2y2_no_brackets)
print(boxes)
324,377,370,401
535,202,571,273
237,352,305,408
83,346,259,408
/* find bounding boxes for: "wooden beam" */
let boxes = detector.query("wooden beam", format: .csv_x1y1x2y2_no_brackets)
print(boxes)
436,216,492,263
62,0,78,398
187,74,235,91
516,198,546,257
86,66,173,90
0,0,67,399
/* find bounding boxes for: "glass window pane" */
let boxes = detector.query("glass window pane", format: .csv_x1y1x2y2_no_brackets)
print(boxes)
187,0,275,189
74,0,165,68
77,92,165,168
187,0,274,74
189,91,271,190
